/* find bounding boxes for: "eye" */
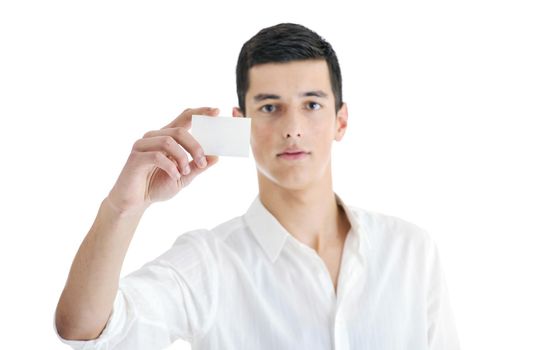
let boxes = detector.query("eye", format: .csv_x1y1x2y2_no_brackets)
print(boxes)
260,104,277,113
307,102,321,110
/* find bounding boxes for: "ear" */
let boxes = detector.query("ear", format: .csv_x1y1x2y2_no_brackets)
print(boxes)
232,107,244,118
334,102,348,141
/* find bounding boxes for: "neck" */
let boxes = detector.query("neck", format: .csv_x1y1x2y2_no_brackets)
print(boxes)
257,167,349,252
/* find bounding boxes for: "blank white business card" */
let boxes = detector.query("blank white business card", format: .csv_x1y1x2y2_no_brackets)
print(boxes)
191,115,251,157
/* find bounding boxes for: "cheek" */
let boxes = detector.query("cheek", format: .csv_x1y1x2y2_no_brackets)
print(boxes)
313,119,336,140
311,121,337,155
251,123,273,156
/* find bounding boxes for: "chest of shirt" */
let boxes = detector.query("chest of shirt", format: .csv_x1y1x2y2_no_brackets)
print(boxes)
195,241,429,350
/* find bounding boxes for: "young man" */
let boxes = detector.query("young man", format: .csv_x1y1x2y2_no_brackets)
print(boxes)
55,23,460,349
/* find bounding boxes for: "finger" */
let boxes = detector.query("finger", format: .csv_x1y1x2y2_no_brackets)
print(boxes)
133,136,192,175
179,156,219,187
140,151,182,180
141,128,207,169
162,107,220,130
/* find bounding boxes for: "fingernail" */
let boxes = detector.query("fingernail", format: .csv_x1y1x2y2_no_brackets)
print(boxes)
183,164,191,175
196,156,207,168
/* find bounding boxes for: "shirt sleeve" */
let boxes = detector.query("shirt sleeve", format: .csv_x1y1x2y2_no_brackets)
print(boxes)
54,229,219,350
425,235,461,350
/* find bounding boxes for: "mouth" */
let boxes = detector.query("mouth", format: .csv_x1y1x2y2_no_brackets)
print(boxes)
277,151,311,160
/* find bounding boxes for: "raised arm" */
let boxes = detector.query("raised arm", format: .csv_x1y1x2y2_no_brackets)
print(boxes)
55,107,220,340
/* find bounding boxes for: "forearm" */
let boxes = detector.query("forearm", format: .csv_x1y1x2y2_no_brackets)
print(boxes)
55,197,146,340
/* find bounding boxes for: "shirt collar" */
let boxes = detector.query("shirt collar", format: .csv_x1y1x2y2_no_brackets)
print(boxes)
242,193,372,263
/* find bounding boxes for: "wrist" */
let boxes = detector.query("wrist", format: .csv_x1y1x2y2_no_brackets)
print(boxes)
102,195,149,218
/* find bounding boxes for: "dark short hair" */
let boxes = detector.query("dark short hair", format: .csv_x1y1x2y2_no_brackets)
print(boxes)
236,23,343,115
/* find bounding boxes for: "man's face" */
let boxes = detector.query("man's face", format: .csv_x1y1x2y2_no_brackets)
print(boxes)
234,59,348,191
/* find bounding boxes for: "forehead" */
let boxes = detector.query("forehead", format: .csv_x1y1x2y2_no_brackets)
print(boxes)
246,59,332,99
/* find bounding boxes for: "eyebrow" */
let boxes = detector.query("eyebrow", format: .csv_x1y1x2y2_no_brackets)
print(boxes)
253,90,328,102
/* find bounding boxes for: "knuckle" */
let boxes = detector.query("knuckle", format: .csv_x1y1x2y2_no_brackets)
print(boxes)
128,151,144,164
175,126,186,134
127,151,138,161
174,128,187,141
163,136,176,148
150,152,162,164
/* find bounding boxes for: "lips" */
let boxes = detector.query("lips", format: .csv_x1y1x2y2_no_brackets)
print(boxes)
277,147,309,156
277,151,309,161
276,146,311,161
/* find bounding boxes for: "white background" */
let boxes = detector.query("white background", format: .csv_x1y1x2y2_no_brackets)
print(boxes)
1,0,537,349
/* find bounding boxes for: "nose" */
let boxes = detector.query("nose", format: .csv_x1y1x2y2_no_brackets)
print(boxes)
285,132,301,138
282,112,302,139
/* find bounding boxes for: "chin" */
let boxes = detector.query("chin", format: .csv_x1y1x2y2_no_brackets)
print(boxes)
277,179,313,191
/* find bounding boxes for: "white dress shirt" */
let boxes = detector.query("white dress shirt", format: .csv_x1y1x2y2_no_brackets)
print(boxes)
55,194,460,349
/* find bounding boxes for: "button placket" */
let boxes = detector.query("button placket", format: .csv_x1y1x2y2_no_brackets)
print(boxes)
294,240,337,301
315,259,336,301
333,308,350,350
